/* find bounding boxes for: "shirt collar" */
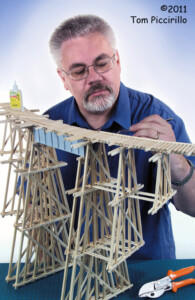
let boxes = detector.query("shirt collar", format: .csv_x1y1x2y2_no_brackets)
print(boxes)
103,82,131,130
67,82,131,130
67,98,89,128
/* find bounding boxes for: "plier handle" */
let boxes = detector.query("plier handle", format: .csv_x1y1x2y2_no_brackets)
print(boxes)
139,266,195,298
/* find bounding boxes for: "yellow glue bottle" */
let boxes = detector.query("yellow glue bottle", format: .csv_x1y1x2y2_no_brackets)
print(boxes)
10,81,24,111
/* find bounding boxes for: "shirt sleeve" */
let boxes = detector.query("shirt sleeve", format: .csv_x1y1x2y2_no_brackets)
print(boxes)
169,114,195,166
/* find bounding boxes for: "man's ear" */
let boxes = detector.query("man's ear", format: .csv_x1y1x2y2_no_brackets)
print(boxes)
57,68,69,90
115,51,121,71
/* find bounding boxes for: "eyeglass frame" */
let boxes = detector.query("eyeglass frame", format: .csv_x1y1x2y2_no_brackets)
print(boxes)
60,53,117,81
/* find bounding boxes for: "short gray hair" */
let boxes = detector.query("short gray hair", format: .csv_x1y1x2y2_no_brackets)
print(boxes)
49,15,116,66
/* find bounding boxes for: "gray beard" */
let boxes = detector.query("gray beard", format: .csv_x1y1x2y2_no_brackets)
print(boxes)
82,93,116,113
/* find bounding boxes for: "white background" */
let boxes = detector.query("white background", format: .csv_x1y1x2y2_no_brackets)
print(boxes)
0,0,194,261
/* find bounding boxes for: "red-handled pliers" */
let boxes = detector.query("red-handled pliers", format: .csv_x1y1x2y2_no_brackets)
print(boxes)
139,266,195,298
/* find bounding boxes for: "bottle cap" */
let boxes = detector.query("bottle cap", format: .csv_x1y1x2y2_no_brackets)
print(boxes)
13,81,18,90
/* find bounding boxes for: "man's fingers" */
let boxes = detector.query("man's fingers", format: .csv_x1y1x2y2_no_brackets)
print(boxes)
130,121,164,135
132,129,158,139
129,114,176,142
130,114,169,131
130,115,173,135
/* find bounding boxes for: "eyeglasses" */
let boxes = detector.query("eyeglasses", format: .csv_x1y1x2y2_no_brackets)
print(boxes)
61,54,116,81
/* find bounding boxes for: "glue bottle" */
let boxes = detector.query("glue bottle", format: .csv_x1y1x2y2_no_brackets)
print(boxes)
10,81,24,111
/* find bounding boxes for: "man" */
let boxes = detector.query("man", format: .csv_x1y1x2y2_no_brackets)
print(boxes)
46,15,195,259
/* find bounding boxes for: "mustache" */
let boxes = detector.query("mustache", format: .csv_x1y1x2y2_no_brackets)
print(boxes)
84,83,113,101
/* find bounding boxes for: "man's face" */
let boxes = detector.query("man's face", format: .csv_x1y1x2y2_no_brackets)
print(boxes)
58,32,121,115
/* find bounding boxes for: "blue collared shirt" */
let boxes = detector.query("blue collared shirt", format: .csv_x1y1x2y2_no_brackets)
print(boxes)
45,82,195,259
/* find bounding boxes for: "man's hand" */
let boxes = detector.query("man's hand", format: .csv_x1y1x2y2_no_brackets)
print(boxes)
129,114,183,170
130,114,176,142
130,114,195,216
129,113,178,174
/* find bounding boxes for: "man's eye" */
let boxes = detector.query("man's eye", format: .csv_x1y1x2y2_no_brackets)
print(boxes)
96,60,108,67
71,67,85,75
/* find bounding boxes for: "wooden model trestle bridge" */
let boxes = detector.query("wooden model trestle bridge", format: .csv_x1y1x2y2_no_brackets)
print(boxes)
0,103,195,299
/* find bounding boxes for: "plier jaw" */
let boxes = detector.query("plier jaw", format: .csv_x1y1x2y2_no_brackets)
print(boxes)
138,266,195,298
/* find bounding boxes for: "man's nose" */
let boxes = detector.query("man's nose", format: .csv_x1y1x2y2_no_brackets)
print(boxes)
86,65,102,84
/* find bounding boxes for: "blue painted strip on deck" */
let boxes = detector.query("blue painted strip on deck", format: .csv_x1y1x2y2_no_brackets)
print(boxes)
33,128,85,156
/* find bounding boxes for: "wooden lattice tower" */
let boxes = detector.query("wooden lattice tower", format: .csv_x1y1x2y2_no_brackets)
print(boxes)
61,143,144,299
0,112,32,216
5,142,72,287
